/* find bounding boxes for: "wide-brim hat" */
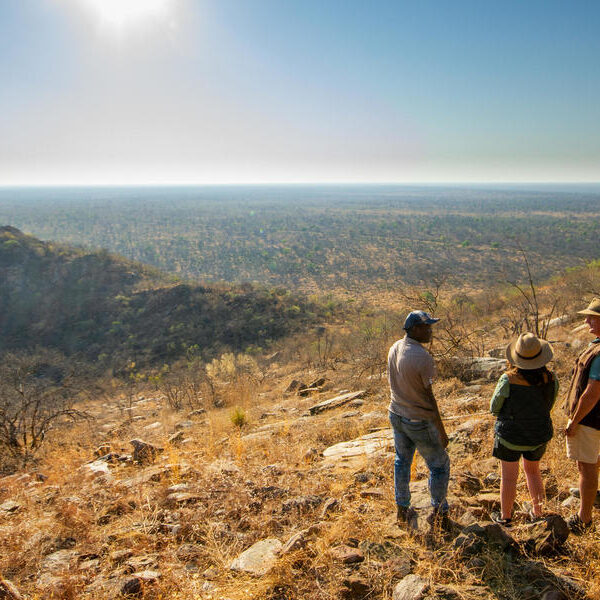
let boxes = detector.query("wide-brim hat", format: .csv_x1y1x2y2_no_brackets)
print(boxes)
506,332,553,370
578,297,600,317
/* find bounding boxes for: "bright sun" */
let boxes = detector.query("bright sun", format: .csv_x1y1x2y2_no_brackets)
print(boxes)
84,0,171,28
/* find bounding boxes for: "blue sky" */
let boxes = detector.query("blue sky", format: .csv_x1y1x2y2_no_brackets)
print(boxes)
1,0,599,184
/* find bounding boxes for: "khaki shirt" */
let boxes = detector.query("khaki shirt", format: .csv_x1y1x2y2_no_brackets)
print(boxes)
388,335,436,420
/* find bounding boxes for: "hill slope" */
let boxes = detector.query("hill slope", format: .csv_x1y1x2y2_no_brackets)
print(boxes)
0,226,324,368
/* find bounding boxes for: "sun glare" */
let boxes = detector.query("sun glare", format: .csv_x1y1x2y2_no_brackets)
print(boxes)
84,0,171,28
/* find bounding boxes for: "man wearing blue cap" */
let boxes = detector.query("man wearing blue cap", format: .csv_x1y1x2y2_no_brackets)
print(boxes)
388,310,450,526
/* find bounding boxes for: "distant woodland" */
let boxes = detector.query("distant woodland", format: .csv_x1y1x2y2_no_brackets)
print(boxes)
2,185,600,293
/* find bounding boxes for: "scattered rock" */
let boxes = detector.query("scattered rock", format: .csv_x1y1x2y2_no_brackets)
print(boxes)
188,408,206,418
475,492,499,510
83,460,112,479
143,421,163,432
561,496,578,509
392,574,429,600
281,495,322,513
450,356,506,381
41,549,79,573
383,556,412,578
0,500,21,514
320,497,339,517
262,464,284,476
130,439,162,464
330,545,365,564
341,576,371,600
230,538,283,576
132,570,160,582
309,390,366,415
208,459,240,476
522,514,569,555
360,488,384,498
175,420,194,430
119,577,142,597
110,549,134,564
322,429,393,467
0,580,22,600
166,492,202,506
94,443,112,457
482,472,500,487
304,448,320,462
79,558,101,571
203,565,219,580
285,379,304,393
281,530,310,554
168,431,185,445
457,473,482,494
126,555,159,572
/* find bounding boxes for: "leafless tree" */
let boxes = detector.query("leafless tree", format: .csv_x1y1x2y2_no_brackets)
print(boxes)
507,242,557,339
0,350,91,466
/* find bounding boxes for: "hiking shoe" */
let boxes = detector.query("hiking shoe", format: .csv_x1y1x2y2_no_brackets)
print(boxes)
490,512,512,527
567,514,593,535
527,509,545,523
396,505,410,523
428,509,453,531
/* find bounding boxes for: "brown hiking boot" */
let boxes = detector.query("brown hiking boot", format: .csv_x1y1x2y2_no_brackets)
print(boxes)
397,505,410,523
568,514,593,535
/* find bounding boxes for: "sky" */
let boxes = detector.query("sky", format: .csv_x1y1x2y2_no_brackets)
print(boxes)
1,0,599,185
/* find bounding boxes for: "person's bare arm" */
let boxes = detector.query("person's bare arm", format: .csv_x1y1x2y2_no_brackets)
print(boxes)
566,380,600,436
425,385,449,448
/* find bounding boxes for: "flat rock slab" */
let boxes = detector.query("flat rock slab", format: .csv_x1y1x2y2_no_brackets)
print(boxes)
230,539,283,576
393,574,429,600
0,500,21,513
309,391,366,415
0,579,22,599
323,429,393,467
41,549,79,573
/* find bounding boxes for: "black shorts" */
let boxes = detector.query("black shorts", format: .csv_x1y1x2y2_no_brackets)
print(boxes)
492,437,547,462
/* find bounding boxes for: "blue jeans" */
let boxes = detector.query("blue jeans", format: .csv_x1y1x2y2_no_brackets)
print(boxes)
389,411,450,512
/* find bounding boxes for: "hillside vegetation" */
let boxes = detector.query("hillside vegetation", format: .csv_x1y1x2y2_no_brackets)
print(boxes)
0,226,327,369
2,259,600,599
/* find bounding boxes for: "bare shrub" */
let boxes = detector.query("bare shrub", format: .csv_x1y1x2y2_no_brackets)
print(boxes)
0,349,92,468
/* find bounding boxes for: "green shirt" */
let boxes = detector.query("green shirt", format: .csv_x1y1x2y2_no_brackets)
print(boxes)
589,339,600,381
490,372,559,451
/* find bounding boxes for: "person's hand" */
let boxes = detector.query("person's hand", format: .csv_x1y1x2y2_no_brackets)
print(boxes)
565,420,578,437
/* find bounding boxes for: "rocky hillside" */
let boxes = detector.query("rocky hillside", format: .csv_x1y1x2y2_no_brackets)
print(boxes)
0,227,326,369
0,313,598,600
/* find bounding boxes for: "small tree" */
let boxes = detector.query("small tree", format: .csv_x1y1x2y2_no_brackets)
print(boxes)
0,350,91,467
506,243,557,339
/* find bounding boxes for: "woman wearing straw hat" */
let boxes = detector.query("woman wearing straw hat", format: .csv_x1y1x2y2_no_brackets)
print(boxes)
489,332,558,525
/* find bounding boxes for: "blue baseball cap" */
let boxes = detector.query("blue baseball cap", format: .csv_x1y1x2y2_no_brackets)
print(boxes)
403,310,440,330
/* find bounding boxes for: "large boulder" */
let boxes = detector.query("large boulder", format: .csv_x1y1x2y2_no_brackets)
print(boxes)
522,514,569,555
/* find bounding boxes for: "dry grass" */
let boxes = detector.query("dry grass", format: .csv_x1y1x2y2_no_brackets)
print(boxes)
3,289,600,599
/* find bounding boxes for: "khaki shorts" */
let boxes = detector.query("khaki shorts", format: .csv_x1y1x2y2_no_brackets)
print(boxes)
566,423,600,464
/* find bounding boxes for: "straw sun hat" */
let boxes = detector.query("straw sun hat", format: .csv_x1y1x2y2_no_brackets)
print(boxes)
506,332,554,370
577,297,600,317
